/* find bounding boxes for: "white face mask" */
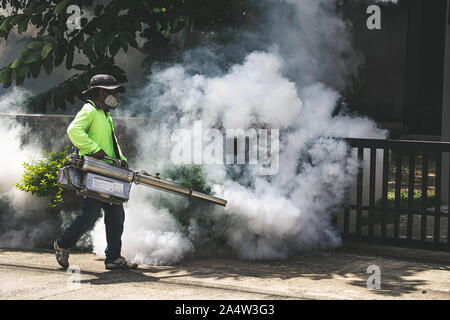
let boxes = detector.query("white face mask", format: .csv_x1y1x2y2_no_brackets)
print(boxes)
104,94,119,109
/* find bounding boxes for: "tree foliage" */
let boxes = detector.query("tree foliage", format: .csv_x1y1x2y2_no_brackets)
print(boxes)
0,0,251,113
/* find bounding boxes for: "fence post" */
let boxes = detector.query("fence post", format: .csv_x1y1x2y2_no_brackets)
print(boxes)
407,153,415,240
421,151,429,241
356,148,364,236
369,148,376,237
381,147,389,238
435,153,442,243
394,152,402,239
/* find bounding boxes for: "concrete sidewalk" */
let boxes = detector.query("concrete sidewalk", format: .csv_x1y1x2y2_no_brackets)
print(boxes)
0,243,449,300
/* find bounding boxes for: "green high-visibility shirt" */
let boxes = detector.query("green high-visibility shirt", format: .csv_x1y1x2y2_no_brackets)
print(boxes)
67,100,127,163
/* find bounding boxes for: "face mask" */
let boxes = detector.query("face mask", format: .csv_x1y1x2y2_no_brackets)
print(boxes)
104,94,119,109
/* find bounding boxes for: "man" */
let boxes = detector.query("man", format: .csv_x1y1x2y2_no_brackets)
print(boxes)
54,74,137,270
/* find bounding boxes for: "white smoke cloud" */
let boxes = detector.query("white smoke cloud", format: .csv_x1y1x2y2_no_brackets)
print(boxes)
89,0,388,265
0,88,61,248
92,188,195,265
375,0,398,3
0,0,389,261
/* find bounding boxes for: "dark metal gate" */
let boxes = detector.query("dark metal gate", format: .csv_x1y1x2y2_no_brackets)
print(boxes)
340,138,450,251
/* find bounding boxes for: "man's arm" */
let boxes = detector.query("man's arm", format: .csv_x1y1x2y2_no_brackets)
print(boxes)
67,106,102,156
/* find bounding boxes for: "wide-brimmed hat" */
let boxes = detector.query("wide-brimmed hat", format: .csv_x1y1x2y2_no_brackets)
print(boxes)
82,74,126,96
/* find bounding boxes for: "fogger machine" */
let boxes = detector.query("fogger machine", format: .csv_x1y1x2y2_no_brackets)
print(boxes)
57,153,227,207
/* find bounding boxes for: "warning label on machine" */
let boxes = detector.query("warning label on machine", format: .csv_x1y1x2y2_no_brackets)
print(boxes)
92,177,114,193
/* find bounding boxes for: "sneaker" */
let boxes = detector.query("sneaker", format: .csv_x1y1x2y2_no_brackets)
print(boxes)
54,241,69,269
105,257,138,270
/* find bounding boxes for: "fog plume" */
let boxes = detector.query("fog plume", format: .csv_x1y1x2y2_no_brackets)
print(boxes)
92,0,387,264
0,88,62,248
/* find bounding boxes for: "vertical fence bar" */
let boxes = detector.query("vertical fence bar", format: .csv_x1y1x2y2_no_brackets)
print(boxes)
394,151,402,239
356,147,364,236
369,148,376,237
421,151,429,241
344,202,350,235
434,153,442,243
381,147,389,238
407,153,415,240
343,147,351,235
448,152,450,248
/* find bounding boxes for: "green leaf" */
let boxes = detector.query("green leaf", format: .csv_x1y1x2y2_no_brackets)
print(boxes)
93,36,103,56
24,52,41,64
43,55,54,75
119,37,128,53
94,4,104,16
26,41,45,50
18,17,29,33
1,67,12,88
11,57,24,69
49,90,56,110
0,68,5,82
39,35,56,43
109,38,121,56
0,17,10,31
9,14,23,26
75,32,84,49
83,37,97,64
15,73,25,86
54,40,67,67
18,64,31,77
19,48,32,56
31,13,43,25
65,40,74,69
54,0,69,14
40,42,54,59
122,31,138,49
31,61,41,78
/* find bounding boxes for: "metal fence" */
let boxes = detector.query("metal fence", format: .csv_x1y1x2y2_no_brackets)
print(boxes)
340,138,450,251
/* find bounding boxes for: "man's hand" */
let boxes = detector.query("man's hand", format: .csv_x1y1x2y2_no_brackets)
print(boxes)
92,149,107,160
121,160,129,169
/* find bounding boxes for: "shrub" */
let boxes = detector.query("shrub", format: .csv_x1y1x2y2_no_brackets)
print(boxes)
162,164,214,231
15,145,71,208
163,164,212,195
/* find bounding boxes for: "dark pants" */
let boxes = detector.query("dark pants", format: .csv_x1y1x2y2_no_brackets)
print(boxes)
57,198,125,262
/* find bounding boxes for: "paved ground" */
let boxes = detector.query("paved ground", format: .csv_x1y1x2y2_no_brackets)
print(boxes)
0,242,449,300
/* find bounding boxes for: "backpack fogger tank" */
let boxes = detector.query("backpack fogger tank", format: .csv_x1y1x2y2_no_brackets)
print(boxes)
57,153,227,207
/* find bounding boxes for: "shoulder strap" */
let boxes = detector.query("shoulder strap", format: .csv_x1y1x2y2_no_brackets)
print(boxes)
109,118,121,160
85,99,98,110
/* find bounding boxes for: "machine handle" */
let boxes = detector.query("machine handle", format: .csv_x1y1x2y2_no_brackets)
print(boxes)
104,156,122,166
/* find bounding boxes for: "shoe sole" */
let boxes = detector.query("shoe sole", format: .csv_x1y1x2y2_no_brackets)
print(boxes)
54,241,69,269
105,265,138,270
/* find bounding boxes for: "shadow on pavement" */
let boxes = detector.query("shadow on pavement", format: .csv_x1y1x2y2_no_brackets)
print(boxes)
80,250,450,297
1,245,450,298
